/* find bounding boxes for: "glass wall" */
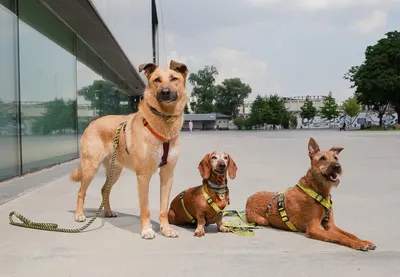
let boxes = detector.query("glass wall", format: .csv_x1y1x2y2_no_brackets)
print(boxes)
19,20,78,173
0,4,20,180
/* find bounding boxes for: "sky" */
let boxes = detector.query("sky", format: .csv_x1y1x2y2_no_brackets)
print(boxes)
158,0,400,102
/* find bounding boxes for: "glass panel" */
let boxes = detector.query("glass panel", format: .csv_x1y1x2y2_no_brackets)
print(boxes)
0,5,20,180
91,0,153,83
19,20,78,173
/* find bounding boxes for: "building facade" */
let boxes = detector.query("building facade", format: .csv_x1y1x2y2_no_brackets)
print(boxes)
183,113,232,131
0,0,165,181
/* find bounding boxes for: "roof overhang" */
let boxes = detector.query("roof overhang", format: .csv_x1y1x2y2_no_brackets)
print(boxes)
40,0,146,96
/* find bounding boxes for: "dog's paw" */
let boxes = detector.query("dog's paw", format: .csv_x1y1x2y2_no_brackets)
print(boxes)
194,227,205,237
141,227,156,240
353,241,374,252
161,227,179,238
362,240,377,250
218,225,230,233
104,210,118,218
75,214,86,222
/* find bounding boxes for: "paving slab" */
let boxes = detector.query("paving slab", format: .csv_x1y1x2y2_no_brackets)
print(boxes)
1,130,400,277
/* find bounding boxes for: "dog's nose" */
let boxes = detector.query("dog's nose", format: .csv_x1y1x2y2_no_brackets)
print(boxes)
332,163,341,171
219,163,226,169
160,87,171,96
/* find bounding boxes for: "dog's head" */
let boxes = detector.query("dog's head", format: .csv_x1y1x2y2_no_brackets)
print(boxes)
198,151,238,184
139,60,188,111
308,137,343,187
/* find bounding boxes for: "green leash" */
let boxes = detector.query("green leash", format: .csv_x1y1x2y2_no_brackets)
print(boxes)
8,121,127,233
222,210,264,236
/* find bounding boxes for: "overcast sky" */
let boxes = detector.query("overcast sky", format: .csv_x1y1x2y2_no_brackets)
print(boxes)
157,0,400,102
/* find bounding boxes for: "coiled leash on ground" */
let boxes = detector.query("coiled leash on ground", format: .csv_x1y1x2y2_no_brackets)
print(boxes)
8,121,127,233
222,210,264,237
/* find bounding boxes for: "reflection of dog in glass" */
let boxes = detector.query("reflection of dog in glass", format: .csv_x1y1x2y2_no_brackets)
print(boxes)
168,151,238,237
245,137,376,251
70,60,189,240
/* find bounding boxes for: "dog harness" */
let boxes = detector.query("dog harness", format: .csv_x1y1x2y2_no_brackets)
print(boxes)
180,186,228,224
266,184,332,232
142,118,171,167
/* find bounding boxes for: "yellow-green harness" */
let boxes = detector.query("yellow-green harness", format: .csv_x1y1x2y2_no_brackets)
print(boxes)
266,183,333,232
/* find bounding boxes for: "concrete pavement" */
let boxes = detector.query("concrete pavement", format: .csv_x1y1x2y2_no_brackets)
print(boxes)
1,130,400,277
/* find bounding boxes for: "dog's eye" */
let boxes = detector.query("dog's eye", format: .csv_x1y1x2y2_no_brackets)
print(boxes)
154,78,161,83
171,77,178,81
224,156,228,160
319,156,327,161
212,156,217,160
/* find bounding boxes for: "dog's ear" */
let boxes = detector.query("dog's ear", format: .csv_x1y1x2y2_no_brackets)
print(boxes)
308,137,320,158
227,155,238,180
138,63,158,78
198,154,211,179
329,147,344,155
169,60,189,78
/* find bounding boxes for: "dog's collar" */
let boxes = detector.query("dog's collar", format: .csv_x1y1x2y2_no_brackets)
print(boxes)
150,106,179,123
206,180,228,194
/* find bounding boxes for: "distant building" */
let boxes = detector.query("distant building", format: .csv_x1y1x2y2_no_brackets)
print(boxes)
182,113,231,131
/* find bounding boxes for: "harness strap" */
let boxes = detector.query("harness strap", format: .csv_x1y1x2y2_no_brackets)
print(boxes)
142,118,170,167
277,191,298,232
201,187,226,220
180,190,196,224
296,183,332,222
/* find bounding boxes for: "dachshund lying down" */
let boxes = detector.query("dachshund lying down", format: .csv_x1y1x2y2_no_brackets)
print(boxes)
245,137,376,251
168,151,238,237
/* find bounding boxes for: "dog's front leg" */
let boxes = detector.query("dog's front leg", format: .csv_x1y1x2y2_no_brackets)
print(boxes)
159,161,179,238
322,211,376,250
194,212,206,237
216,219,230,233
137,173,155,240
306,221,372,251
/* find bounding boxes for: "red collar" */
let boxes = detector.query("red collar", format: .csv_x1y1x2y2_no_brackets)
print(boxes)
143,118,168,142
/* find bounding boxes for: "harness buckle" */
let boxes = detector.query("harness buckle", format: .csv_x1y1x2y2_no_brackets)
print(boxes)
315,195,323,202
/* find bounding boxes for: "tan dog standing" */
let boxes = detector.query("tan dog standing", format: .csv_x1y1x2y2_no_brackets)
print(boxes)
168,151,238,237
70,60,189,239
245,137,376,251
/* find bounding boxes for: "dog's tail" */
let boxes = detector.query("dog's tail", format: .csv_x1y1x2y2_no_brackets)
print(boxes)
70,166,81,182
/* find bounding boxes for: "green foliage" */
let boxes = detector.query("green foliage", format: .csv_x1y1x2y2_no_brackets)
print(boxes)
0,99,13,129
215,78,252,117
248,94,294,129
188,65,219,113
78,79,131,117
342,96,361,118
344,31,400,124
300,96,317,123
320,91,339,120
234,116,252,130
184,104,189,114
32,98,76,135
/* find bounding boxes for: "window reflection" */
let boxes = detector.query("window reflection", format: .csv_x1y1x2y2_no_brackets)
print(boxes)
19,21,78,173
0,5,20,180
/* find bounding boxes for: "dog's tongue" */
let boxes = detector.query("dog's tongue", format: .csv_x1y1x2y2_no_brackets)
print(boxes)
330,172,338,181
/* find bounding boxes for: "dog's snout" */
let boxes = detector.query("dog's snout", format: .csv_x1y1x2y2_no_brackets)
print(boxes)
218,162,226,169
160,87,172,96
332,163,341,171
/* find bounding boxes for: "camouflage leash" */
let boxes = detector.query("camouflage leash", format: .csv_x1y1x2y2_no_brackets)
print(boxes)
222,210,264,236
8,121,127,233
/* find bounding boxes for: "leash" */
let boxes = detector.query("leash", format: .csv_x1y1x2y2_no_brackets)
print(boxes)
222,210,264,237
8,121,127,233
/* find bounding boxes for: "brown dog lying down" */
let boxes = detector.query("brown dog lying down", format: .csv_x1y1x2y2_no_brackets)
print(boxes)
245,137,376,251
168,151,238,237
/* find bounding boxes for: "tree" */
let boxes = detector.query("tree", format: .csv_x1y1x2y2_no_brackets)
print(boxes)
300,96,317,125
320,91,339,120
265,94,287,129
184,103,190,114
249,95,268,128
32,98,76,135
0,99,12,130
215,78,252,117
342,96,361,118
344,31,400,124
78,79,131,117
188,65,218,113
